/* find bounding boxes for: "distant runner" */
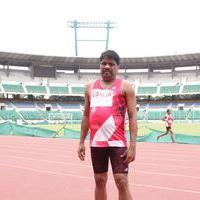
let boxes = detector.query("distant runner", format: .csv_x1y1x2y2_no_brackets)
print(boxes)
157,109,175,143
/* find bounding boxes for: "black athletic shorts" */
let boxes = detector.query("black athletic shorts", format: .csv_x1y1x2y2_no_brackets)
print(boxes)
166,126,172,131
90,147,128,174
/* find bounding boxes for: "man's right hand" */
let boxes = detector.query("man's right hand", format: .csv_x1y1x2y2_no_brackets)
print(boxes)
78,143,85,161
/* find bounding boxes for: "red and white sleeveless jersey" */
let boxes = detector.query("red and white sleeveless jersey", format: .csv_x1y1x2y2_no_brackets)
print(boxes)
89,79,127,147
165,114,173,127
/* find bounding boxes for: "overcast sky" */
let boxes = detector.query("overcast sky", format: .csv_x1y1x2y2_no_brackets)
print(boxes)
1,0,200,57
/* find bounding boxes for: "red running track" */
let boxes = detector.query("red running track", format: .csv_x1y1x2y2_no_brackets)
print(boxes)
0,136,200,200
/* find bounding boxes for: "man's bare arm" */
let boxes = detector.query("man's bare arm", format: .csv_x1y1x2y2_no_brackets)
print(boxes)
122,81,138,164
78,84,90,160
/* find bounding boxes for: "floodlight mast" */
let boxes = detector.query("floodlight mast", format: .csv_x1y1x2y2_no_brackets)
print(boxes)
68,20,116,56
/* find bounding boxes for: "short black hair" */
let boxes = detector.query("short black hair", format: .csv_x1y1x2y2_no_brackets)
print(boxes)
100,50,120,65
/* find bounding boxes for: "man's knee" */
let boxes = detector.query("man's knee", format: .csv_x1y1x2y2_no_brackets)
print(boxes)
95,173,107,188
114,174,129,191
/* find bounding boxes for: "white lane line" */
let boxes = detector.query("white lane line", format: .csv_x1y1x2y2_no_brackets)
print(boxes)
138,152,200,159
135,162,200,169
0,148,200,169
1,144,200,165
1,143,200,160
133,170,200,180
1,145,200,167
0,154,91,167
0,149,75,159
141,148,200,154
1,154,200,180
0,144,74,153
137,156,200,163
130,182,200,195
0,163,200,195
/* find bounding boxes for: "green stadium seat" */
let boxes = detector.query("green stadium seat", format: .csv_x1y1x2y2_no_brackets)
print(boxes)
188,110,200,120
147,110,165,120
20,110,44,120
160,86,180,94
63,111,83,120
49,86,69,94
26,85,47,93
71,86,85,94
182,85,200,93
137,86,157,95
137,111,146,120
0,110,22,120
172,110,187,120
2,83,24,93
43,111,65,120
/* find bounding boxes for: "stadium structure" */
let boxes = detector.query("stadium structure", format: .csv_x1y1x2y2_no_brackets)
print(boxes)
0,51,200,141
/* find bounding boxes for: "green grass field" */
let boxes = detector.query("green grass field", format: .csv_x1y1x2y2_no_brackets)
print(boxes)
138,122,200,136
30,121,200,136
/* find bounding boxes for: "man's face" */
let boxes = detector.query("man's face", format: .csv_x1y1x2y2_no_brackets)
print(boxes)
100,57,118,82
167,110,171,114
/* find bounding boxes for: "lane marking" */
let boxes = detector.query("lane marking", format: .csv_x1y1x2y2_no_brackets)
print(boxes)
0,163,200,195
1,154,200,180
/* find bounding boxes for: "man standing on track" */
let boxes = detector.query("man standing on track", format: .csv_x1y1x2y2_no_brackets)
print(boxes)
78,50,138,200
157,109,175,143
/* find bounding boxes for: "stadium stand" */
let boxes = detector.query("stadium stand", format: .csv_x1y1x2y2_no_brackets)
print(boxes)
137,86,157,95
2,83,25,93
26,85,47,94
0,110,21,120
160,85,180,94
49,86,69,94
0,51,199,133
71,86,85,94
182,84,200,93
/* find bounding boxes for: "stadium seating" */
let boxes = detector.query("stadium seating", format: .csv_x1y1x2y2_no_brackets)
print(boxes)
71,86,85,94
160,86,180,94
188,110,200,120
26,85,47,93
2,83,25,93
13,102,35,108
146,110,166,120
20,110,43,120
49,86,69,94
182,84,200,93
137,86,157,95
172,110,188,120
0,110,21,120
137,111,146,120
63,111,82,120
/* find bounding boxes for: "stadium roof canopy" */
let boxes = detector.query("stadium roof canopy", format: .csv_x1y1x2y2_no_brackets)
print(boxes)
0,51,200,71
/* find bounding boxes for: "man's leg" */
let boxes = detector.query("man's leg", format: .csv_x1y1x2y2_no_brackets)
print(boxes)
169,130,175,143
91,147,109,200
113,173,132,200
157,131,168,141
109,147,132,200
94,173,108,200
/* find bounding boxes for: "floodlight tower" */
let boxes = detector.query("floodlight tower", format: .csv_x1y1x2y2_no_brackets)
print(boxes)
68,20,116,56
